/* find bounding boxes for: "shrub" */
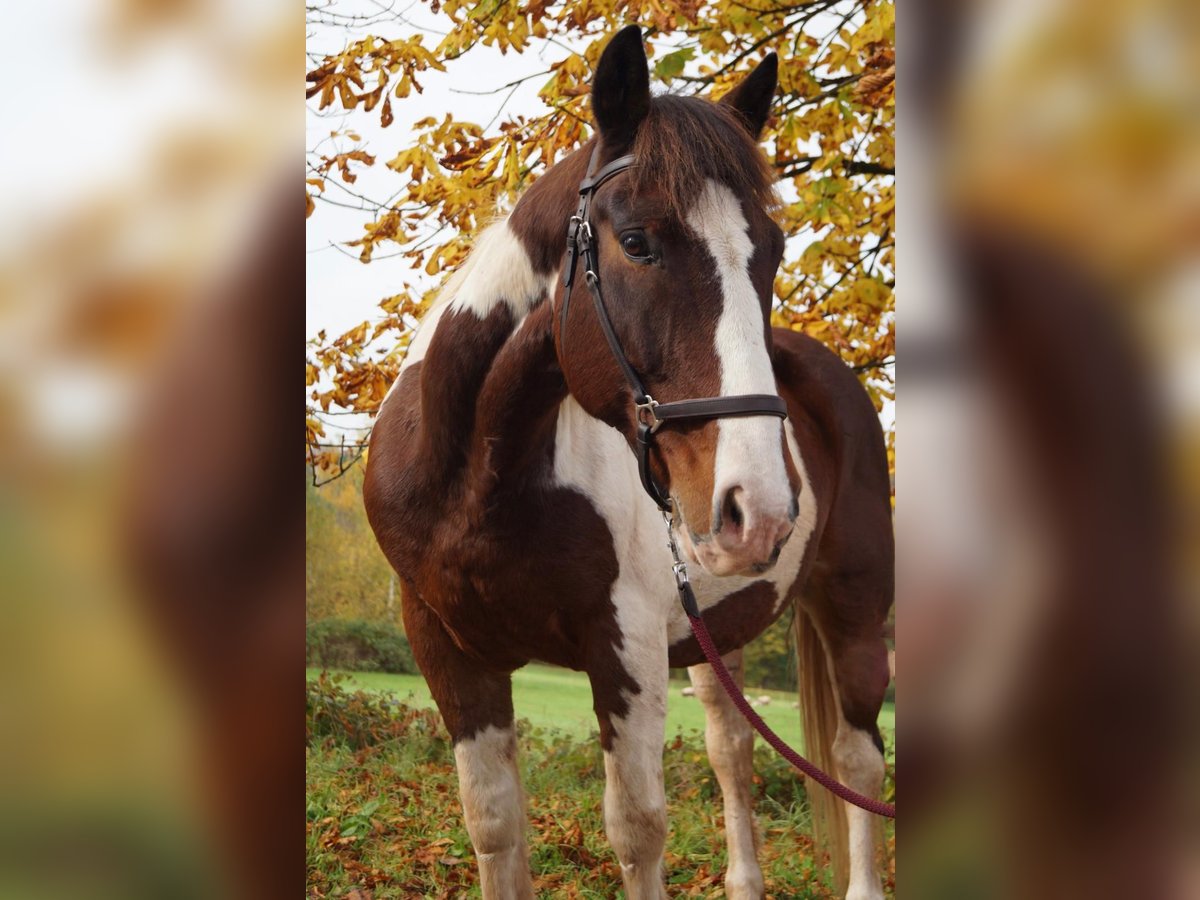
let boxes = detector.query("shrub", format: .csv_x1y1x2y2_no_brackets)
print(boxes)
306,672,447,753
305,618,416,674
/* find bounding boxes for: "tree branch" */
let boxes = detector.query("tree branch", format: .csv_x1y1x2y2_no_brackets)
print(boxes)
844,160,894,176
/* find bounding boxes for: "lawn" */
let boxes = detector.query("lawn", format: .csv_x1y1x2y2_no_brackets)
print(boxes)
306,663,895,748
306,671,896,898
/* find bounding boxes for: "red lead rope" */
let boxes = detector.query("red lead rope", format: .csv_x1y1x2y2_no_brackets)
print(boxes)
684,596,896,819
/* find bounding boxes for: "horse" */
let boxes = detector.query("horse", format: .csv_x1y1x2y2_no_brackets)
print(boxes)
363,25,893,900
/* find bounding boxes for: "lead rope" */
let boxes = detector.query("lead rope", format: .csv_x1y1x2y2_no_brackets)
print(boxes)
663,512,896,819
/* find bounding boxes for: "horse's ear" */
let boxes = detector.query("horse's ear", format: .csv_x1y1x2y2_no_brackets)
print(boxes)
720,53,778,139
592,25,650,149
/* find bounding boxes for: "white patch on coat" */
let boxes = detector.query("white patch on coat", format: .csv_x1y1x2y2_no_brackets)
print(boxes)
382,219,549,406
833,724,886,900
550,395,817,651
447,219,552,318
453,724,534,898
688,650,764,899
554,398,673,896
552,393,817,893
686,179,792,526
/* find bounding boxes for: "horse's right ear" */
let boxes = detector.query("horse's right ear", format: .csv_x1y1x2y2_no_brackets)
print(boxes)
592,25,650,149
720,52,778,139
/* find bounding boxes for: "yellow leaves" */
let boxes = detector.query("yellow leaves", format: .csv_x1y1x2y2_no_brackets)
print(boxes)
343,322,369,348
347,210,410,263
540,52,591,101
510,15,529,50
307,0,896,435
698,30,728,55
481,12,532,54
423,237,469,276
500,141,521,192
852,276,890,310
798,241,829,278
654,48,695,83
321,149,375,185
306,416,325,444
852,0,894,52
466,0,502,22
307,35,443,116
385,146,438,181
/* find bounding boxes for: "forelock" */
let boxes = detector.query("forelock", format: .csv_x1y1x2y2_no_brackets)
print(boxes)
629,95,777,219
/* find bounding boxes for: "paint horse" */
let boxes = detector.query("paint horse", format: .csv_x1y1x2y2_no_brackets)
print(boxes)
364,26,892,900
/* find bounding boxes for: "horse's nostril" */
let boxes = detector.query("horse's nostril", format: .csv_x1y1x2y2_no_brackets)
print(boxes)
723,486,745,533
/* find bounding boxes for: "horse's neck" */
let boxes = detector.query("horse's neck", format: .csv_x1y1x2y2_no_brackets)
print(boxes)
468,301,565,494
416,219,564,487
412,147,593,486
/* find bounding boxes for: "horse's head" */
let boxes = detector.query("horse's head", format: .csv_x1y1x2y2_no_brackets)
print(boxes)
552,27,801,577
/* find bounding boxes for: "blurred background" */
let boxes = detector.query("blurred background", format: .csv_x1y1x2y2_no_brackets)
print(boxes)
898,0,1198,897
0,0,294,897
0,0,1193,898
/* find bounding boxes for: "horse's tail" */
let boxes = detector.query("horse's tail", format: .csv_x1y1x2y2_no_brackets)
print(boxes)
794,601,849,891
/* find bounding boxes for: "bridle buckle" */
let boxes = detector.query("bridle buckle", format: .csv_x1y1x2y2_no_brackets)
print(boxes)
569,216,592,247
636,396,663,433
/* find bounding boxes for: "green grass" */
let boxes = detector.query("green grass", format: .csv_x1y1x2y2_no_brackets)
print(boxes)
306,674,896,898
306,663,895,748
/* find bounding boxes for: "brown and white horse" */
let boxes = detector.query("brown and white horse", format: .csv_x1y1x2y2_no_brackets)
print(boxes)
364,26,892,900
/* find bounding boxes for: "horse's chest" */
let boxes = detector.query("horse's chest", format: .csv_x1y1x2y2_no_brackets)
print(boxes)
414,480,624,670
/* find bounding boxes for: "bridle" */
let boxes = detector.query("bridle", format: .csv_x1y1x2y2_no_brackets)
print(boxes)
559,145,789,512
557,145,896,820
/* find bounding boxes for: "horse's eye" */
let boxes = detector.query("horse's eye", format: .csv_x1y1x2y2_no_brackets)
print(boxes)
620,232,653,261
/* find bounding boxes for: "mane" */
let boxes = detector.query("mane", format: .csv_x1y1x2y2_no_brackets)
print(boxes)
629,94,777,217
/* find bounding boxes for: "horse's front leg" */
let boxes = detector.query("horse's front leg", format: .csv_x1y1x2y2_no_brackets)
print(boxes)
688,648,764,899
401,586,534,900
587,610,670,900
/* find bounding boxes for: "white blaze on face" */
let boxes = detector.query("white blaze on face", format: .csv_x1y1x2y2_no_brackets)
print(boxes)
686,180,791,528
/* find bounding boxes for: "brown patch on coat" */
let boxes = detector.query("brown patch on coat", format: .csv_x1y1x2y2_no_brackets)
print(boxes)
773,327,894,737
668,582,781,667
365,300,641,748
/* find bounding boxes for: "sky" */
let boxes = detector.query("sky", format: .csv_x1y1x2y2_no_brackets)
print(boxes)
306,2,587,344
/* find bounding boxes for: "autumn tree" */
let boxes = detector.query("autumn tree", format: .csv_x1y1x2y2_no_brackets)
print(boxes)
306,0,894,477
306,465,398,622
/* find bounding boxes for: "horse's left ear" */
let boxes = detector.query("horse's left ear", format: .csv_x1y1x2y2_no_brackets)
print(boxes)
592,25,651,149
720,53,778,139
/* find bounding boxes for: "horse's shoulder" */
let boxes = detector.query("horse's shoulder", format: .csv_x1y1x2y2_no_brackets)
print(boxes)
771,327,860,390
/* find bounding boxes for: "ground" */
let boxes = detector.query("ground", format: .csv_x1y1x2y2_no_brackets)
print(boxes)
306,667,895,899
